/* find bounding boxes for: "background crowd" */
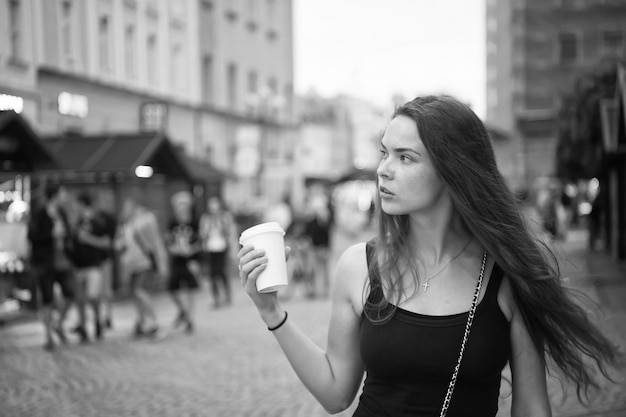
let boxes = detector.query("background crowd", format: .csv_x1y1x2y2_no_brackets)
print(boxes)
24,183,335,351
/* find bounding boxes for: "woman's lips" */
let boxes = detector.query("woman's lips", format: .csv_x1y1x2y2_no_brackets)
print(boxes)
379,185,394,197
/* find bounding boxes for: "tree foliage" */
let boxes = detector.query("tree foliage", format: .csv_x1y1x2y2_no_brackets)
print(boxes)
556,59,624,181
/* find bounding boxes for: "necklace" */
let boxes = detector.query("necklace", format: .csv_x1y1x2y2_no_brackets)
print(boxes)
421,238,473,292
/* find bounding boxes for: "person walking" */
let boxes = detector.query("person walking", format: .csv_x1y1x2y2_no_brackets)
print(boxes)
199,196,235,309
165,191,200,333
117,196,168,338
303,184,333,298
72,191,111,342
238,95,620,416
96,208,117,330
27,184,75,351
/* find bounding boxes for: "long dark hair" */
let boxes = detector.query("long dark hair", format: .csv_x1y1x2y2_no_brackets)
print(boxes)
366,95,621,400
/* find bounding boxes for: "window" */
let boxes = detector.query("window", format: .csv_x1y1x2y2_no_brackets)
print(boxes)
246,70,258,113
202,55,214,104
125,25,136,78
558,0,586,9
61,1,74,64
98,15,112,72
246,0,259,30
9,0,22,60
248,70,258,94
283,83,293,121
227,63,238,109
558,33,578,63
265,0,277,39
147,34,158,85
200,1,214,47
268,77,279,117
171,43,182,89
225,0,239,20
602,30,624,55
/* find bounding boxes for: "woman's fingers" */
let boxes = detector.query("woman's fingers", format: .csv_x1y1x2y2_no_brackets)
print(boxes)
237,245,262,265
237,245,255,259
238,245,268,289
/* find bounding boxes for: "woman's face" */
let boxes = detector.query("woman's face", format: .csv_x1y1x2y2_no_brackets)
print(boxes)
377,115,447,216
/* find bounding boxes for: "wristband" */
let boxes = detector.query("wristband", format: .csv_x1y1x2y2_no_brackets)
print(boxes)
268,311,288,331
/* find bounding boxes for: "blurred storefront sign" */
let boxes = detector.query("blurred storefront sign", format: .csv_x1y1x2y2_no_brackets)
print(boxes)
58,92,88,118
0,94,24,114
140,102,169,132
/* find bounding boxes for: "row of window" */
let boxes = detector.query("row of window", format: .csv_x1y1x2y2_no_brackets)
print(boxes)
4,0,289,116
7,0,22,62
486,0,623,10
206,57,291,118
558,30,624,63
487,29,625,66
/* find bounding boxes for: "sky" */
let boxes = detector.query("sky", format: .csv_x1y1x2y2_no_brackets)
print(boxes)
293,0,486,118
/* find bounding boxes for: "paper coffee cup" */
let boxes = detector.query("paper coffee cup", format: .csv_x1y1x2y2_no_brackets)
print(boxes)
239,222,288,293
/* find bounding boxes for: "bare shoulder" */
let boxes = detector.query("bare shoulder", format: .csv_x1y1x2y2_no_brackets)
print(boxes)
497,274,517,322
332,242,370,315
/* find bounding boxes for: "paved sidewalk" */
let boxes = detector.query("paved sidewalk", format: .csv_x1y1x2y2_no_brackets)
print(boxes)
0,229,624,417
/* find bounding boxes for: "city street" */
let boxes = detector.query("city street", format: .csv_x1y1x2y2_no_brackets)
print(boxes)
0,229,625,417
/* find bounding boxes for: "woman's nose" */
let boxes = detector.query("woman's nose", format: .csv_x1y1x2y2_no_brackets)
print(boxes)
377,158,392,179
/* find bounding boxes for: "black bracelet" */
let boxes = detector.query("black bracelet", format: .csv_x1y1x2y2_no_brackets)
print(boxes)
268,311,288,331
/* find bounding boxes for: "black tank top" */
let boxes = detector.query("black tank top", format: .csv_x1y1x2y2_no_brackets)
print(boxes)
354,242,510,417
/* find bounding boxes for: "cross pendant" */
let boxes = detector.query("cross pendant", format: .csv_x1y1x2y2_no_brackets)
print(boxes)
422,281,430,292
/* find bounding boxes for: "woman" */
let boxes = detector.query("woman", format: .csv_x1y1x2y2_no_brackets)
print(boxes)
238,96,620,416
199,196,235,308
165,191,200,333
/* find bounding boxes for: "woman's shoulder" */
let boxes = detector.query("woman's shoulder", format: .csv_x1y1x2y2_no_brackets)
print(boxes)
332,242,369,306
337,242,368,270
496,273,516,322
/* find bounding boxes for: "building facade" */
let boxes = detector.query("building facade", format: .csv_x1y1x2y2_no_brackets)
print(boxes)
486,0,626,189
292,93,388,211
0,0,294,211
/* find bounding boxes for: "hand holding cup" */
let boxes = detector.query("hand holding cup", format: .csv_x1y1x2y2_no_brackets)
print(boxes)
238,222,291,313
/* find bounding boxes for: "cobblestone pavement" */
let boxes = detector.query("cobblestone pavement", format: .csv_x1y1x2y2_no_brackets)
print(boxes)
0,229,624,417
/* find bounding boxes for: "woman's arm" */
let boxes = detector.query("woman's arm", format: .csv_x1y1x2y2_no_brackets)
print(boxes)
499,277,552,417
238,243,366,413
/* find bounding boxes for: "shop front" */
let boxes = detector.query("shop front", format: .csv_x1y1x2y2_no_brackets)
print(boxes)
0,111,59,322
42,132,226,290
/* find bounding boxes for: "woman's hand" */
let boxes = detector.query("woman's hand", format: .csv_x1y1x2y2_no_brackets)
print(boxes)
237,245,290,316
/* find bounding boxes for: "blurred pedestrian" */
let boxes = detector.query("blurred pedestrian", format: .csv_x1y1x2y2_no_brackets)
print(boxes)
72,191,111,342
238,95,620,416
95,207,117,330
165,191,200,333
199,196,235,309
27,184,75,351
117,196,168,338
303,184,333,298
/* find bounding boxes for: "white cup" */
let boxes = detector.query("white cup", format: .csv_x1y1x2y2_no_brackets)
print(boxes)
239,222,288,293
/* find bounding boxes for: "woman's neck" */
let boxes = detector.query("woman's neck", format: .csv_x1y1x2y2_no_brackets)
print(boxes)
408,200,470,266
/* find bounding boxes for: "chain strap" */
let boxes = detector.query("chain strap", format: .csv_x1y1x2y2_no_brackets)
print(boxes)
439,251,487,417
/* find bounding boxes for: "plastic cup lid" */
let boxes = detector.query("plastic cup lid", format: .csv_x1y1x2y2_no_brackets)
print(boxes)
239,222,285,244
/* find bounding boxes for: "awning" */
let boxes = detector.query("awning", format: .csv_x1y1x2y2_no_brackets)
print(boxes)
174,148,232,183
0,111,59,172
43,132,192,180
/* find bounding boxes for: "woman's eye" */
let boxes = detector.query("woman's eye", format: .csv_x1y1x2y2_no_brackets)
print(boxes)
400,155,412,162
